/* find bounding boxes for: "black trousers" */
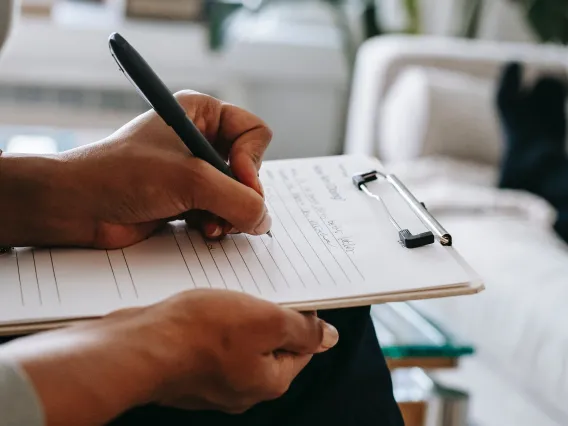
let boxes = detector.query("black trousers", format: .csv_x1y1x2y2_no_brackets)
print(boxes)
110,307,404,426
1,309,403,425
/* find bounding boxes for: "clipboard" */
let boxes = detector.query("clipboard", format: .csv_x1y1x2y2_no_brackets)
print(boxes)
0,155,484,336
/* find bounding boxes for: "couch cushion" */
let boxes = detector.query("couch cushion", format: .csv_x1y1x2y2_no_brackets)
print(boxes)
379,66,503,165
412,204,568,423
379,65,568,167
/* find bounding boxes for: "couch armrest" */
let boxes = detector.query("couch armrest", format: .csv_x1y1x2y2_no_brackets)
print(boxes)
344,35,568,158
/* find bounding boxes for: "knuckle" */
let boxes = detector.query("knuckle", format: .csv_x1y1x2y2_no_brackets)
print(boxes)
304,315,322,340
245,127,272,168
259,125,273,145
248,147,263,168
266,310,289,340
173,89,203,105
174,91,220,118
226,402,252,415
268,380,291,400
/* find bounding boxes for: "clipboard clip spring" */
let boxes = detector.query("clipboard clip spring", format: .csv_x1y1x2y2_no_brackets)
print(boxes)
352,170,453,249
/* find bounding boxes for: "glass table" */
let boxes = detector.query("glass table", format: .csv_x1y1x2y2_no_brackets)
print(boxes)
372,302,474,426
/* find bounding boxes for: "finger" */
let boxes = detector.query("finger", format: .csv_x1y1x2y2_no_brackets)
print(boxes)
173,91,225,152
229,144,267,197
185,211,232,239
222,221,235,234
173,91,270,178
264,352,313,399
94,220,164,249
199,211,228,240
178,158,272,235
278,309,338,354
227,226,241,235
158,395,250,414
201,219,225,240
173,92,270,197
184,206,234,240
103,306,142,320
258,180,265,198
218,103,272,196
159,397,219,411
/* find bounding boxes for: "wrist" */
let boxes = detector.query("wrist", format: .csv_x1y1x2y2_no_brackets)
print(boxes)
0,152,94,247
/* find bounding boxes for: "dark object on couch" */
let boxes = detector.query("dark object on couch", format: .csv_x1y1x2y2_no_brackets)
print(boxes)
496,62,568,243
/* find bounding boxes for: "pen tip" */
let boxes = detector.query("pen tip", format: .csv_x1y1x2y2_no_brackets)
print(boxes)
267,231,273,238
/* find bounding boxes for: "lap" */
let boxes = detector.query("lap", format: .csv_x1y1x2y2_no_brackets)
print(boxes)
110,307,403,426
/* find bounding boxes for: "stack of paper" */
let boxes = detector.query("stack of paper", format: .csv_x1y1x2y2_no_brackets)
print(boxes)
0,155,483,335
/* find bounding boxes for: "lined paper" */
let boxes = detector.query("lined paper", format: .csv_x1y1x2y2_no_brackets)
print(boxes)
0,155,474,325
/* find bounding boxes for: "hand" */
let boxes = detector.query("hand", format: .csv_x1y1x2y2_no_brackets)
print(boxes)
0,290,339,426
0,91,272,248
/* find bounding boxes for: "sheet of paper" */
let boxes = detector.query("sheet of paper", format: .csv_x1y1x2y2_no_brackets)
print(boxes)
0,155,474,325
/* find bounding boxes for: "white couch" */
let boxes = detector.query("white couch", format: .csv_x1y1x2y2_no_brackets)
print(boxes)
344,35,568,426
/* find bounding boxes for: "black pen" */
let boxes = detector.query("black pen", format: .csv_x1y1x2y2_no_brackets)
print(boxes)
108,32,272,237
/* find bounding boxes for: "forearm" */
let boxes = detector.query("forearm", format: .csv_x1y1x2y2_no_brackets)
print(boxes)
0,328,156,426
0,152,92,247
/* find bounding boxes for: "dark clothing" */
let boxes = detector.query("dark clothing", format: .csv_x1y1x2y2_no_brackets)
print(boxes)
497,62,568,243
110,307,404,426
1,308,403,425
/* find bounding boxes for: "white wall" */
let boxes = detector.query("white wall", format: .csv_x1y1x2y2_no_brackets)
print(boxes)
476,0,538,43
0,2,349,160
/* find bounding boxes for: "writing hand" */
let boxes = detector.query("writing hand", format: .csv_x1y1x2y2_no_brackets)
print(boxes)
0,91,271,249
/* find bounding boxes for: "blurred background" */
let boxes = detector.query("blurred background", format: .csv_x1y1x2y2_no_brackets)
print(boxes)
0,0,561,158
2,2,568,426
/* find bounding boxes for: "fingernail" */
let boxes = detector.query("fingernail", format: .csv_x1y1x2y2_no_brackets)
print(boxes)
321,322,339,349
254,210,272,235
205,223,222,238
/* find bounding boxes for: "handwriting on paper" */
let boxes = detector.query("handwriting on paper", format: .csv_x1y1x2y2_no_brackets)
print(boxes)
276,166,356,255
0,157,375,324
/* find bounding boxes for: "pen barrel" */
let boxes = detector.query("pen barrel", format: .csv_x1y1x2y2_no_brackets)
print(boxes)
173,118,235,180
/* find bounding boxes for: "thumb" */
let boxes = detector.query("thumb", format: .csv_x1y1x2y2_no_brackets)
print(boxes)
179,158,272,235
279,310,339,354
103,307,142,320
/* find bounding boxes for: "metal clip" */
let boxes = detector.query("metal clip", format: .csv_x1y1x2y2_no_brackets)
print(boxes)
352,170,452,248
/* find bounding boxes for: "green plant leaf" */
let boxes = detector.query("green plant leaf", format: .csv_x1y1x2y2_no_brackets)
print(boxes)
523,0,568,44
462,0,484,38
404,0,420,34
